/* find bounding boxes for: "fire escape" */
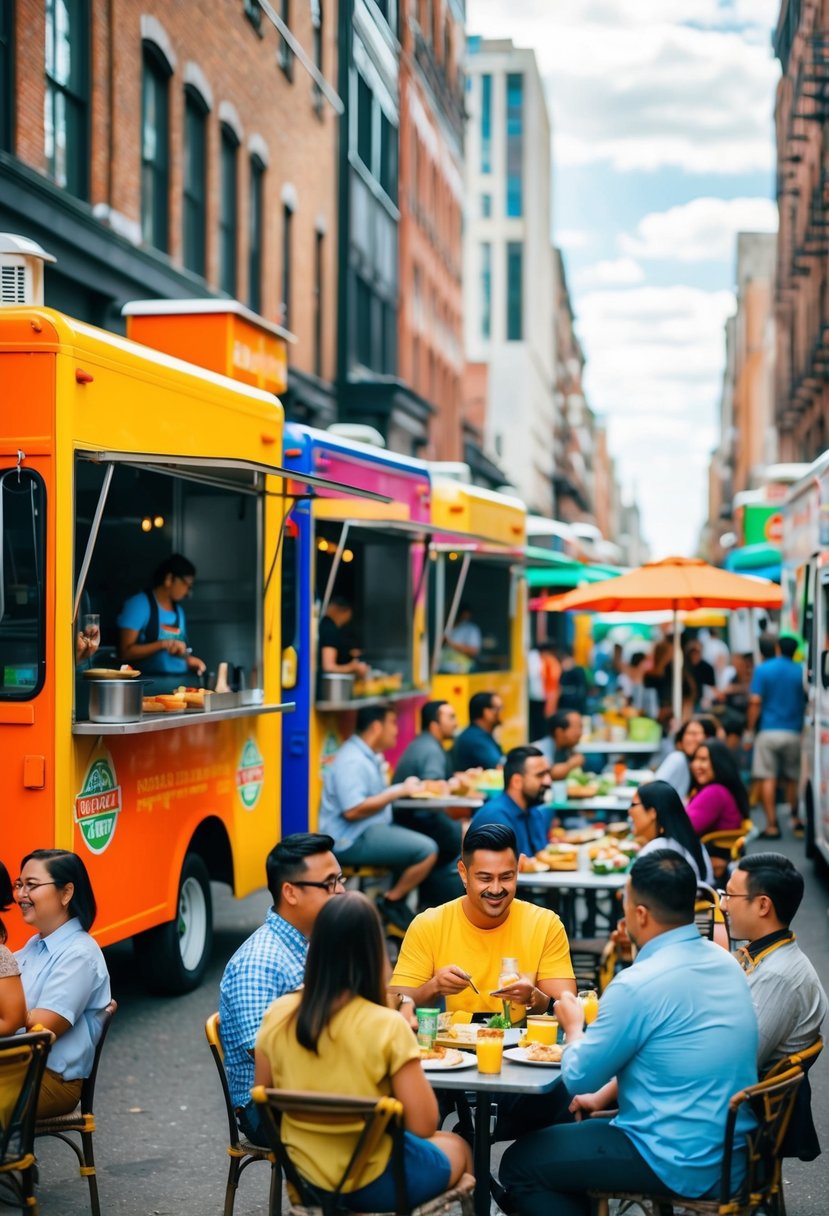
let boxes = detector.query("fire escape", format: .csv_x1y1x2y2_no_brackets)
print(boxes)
778,30,829,431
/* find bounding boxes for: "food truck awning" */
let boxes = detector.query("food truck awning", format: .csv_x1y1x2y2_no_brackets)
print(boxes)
320,517,488,543
526,552,625,590
76,450,393,502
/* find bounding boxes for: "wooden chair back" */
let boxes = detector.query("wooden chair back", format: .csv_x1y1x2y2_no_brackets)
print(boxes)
251,1085,406,1215
719,1067,804,1210
0,1029,54,1212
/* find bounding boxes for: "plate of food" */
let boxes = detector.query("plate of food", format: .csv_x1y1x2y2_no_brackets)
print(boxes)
83,667,142,679
504,1043,563,1067
518,856,550,874
437,1025,522,1048
419,1046,476,1070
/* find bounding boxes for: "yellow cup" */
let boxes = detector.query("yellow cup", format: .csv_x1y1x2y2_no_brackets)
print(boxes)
476,1028,504,1074
526,1016,559,1045
578,989,599,1025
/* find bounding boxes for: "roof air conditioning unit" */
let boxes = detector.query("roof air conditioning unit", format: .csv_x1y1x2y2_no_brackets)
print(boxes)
327,424,386,449
0,234,56,306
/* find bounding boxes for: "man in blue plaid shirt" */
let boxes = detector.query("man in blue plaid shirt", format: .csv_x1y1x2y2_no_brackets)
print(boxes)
219,833,345,1143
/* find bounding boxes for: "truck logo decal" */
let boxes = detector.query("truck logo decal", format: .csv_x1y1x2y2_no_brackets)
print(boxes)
74,754,122,854
236,738,265,810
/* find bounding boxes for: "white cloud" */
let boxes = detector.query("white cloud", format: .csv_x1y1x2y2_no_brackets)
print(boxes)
575,257,645,288
556,228,592,250
620,197,778,263
574,285,735,555
468,1,779,174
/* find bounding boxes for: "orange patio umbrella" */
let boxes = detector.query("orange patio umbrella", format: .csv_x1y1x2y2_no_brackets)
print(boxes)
530,556,783,722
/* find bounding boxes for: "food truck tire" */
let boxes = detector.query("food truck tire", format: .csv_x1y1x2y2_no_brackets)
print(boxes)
134,853,213,993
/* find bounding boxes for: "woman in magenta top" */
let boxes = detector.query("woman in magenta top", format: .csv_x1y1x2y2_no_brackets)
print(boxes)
686,739,749,835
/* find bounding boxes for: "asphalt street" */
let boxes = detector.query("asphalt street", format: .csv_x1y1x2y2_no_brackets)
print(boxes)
26,810,829,1215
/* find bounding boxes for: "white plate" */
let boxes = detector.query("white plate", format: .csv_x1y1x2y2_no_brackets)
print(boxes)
503,1045,562,1068
420,1049,477,1071
436,1027,522,1048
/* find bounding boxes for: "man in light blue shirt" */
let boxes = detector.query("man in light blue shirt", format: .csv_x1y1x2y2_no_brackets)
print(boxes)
219,833,346,1143
319,704,438,931
502,851,758,1215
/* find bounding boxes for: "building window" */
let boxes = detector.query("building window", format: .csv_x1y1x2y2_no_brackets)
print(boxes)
219,124,239,296
140,45,170,252
183,86,208,276
278,0,293,79
243,0,263,34
311,0,323,111
481,193,492,218
507,242,523,341
480,74,491,174
281,203,293,329
248,156,265,313
44,0,89,198
313,229,323,377
357,73,372,170
506,72,523,217
379,112,398,204
0,0,13,152
480,243,491,340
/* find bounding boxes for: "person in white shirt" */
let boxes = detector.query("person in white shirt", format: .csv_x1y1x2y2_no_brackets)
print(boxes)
629,780,714,885
653,717,717,801
439,603,482,674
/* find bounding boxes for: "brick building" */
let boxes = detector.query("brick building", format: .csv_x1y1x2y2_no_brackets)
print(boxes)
397,0,465,463
0,0,341,423
773,0,829,463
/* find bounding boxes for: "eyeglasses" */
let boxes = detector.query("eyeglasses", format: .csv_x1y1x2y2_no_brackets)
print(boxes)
717,890,752,903
13,880,57,894
290,875,346,895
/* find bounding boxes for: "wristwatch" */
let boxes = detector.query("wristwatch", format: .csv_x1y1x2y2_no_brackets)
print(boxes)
396,993,415,1010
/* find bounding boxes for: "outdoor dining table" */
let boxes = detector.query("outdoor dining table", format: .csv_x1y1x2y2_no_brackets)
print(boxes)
393,795,483,820
426,1058,564,1216
518,851,628,935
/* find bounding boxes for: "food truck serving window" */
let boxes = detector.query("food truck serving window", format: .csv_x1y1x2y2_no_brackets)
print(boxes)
0,469,46,700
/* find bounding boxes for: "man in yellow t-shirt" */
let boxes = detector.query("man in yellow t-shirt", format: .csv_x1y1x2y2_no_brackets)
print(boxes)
389,822,575,1017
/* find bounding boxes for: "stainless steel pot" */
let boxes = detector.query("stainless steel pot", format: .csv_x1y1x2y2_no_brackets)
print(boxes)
87,678,145,723
318,673,355,704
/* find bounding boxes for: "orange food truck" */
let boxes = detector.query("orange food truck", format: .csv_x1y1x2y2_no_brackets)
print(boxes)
429,479,528,751
0,246,370,991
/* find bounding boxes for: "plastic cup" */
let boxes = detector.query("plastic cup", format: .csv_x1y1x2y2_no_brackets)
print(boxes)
476,1028,504,1074
415,1008,440,1049
82,613,100,643
526,1016,559,1045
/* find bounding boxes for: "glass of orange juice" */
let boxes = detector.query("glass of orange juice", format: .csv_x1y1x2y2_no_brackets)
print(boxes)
476,1028,504,1074
578,989,599,1025
526,1016,559,1045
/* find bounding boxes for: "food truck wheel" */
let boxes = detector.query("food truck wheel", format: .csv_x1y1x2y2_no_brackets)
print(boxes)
134,853,213,994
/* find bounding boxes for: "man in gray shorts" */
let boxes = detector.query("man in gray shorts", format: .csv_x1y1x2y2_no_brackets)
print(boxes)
319,703,438,930
747,635,805,839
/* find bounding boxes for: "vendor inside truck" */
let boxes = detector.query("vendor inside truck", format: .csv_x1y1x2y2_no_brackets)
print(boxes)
117,553,207,693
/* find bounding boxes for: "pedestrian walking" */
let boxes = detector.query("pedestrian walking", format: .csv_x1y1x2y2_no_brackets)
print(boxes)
746,635,806,839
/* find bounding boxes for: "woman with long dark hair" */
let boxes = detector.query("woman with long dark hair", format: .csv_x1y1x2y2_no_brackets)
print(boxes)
14,849,111,1117
686,740,749,835
629,781,714,884
254,892,471,1209
652,718,718,800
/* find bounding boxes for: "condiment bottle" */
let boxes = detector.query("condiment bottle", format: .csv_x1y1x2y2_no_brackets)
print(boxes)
214,662,230,694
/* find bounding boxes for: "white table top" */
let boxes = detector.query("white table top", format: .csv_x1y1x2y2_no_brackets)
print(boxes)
578,740,662,754
518,845,629,892
394,797,484,810
423,1057,563,1093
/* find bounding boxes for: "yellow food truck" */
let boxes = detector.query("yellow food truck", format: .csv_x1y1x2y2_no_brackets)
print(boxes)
429,479,527,750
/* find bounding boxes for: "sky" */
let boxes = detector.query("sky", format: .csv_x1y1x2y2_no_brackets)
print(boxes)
466,0,781,558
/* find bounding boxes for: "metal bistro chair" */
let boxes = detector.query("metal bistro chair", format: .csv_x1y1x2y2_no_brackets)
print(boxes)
700,821,752,885
204,1013,278,1216
763,1037,824,1165
251,1085,475,1216
694,883,728,943
589,1066,804,1216
33,1000,117,1216
0,1029,54,1215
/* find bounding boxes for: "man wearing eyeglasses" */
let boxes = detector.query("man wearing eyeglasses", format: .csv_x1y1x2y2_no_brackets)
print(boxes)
721,854,827,1072
219,833,346,1145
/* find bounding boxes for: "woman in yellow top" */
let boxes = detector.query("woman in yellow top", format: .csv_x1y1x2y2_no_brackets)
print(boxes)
254,892,471,1210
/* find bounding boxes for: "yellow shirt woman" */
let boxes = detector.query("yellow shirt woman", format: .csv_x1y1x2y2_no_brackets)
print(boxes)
256,990,420,1192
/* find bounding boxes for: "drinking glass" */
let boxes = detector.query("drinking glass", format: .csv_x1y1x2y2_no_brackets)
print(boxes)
82,614,100,645
578,989,599,1025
